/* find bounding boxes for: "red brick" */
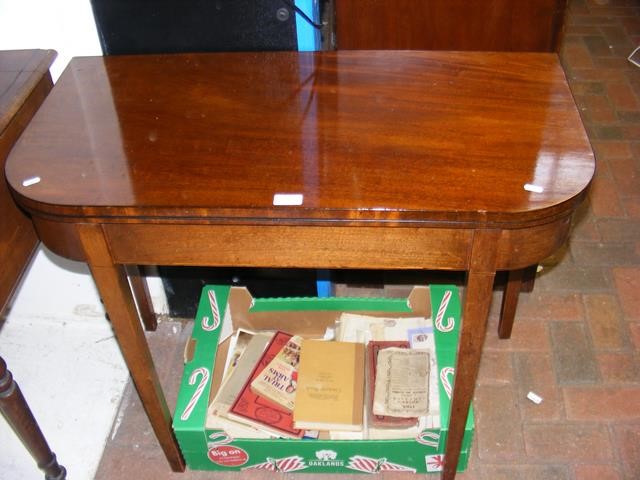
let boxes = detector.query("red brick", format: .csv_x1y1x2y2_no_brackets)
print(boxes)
570,80,606,96
562,43,595,69
569,67,629,82
597,353,640,383
569,14,618,26
591,140,633,160
584,34,613,56
565,25,601,35
621,124,640,140
629,323,640,350
593,124,624,140
617,110,640,122
613,267,640,320
564,387,640,420
598,219,640,243
579,94,617,123
480,465,570,480
601,24,635,49
592,56,630,69
484,320,550,352
621,15,640,34
585,294,626,349
474,385,525,461
586,1,632,9
572,216,601,241
568,0,589,14
523,424,613,461
550,322,599,384
589,173,625,217
573,464,621,480
607,82,639,110
514,353,563,421
478,351,514,385
628,198,640,218
609,157,639,196
537,262,610,291
612,424,640,478
515,292,584,321
571,241,640,266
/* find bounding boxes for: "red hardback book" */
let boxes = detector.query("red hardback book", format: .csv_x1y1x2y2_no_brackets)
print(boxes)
367,340,418,427
228,331,305,439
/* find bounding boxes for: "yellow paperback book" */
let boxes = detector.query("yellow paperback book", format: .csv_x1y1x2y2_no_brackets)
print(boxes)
293,340,365,431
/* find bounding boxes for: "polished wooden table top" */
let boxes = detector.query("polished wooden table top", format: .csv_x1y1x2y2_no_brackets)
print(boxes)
7,51,593,227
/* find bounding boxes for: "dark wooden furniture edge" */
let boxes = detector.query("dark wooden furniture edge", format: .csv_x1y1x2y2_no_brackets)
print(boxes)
0,357,66,480
0,50,56,136
0,48,66,480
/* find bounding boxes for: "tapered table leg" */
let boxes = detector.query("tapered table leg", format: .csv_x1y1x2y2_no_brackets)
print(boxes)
0,356,66,480
127,265,158,332
498,268,524,339
521,264,537,293
443,230,499,479
498,264,537,339
79,225,185,472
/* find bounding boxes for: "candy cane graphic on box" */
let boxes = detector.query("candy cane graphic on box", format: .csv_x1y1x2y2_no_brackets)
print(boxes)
440,367,455,399
435,289,455,332
207,431,233,446
179,367,209,421
416,430,441,449
201,289,221,331
346,455,416,473
242,455,307,472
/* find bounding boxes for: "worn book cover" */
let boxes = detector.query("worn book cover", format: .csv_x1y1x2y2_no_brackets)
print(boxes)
373,347,430,418
228,331,304,439
221,329,256,384
367,341,418,427
250,335,302,412
208,331,273,418
293,340,365,431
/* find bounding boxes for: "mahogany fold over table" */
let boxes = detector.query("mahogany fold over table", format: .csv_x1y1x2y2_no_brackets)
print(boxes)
5,51,594,479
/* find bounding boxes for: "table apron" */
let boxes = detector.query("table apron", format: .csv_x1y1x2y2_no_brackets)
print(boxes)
32,216,572,271
102,223,472,269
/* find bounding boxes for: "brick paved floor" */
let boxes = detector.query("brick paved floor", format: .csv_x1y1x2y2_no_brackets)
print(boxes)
95,1,640,478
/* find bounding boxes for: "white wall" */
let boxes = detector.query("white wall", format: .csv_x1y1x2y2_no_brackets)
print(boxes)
0,0,101,81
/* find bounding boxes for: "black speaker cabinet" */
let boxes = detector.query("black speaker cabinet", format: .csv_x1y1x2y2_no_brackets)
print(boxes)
90,0,299,55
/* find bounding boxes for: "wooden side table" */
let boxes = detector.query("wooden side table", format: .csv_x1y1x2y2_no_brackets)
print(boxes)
6,51,594,479
0,49,66,480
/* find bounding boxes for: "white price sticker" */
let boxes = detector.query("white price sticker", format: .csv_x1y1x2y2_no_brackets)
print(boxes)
273,193,303,206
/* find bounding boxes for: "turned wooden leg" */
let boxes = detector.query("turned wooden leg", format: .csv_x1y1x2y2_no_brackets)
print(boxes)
127,265,158,331
78,225,185,472
0,356,66,480
443,230,499,480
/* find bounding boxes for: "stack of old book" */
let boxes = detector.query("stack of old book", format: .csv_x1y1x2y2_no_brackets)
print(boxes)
205,313,438,440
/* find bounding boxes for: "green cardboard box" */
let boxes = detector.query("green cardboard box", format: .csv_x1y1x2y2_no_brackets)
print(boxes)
173,285,473,473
